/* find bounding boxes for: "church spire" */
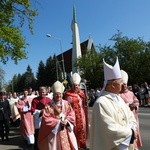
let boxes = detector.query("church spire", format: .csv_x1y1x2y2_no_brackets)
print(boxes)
73,4,77,23
71,4,82,73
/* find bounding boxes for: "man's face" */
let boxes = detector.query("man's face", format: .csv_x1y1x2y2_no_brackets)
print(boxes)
53,92,62,101
39,89,47,97
121,83,128,93
72,83,80,92
24,90,28,97
112,79,123,93
0,95,6,100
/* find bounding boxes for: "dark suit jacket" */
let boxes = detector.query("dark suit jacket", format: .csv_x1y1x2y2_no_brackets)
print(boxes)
0,99,11,120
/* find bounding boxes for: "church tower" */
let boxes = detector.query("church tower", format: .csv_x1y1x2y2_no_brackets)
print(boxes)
71,5,82,73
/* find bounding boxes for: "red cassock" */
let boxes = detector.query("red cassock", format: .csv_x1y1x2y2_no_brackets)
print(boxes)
64,89,89,149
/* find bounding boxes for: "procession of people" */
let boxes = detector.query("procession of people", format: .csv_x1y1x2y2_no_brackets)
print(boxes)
0,58,145,150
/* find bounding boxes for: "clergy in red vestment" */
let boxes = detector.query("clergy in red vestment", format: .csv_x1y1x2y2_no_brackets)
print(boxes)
31,86,51,150
64,73,89,149
17,89,35,147
38,81,78,150
120,70,142,150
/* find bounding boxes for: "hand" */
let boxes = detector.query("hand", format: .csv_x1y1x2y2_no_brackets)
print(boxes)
129,103,136,111
39,109,44,117
45,105,53,114
60,120,67,130
133,128,138,140
67,96,72,103
60,119,68,126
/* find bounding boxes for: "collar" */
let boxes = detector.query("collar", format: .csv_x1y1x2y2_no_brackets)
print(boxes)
103,91,119,102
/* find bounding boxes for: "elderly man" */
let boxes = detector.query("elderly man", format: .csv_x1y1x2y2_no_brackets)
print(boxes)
90,57,137,150
38,81,78,150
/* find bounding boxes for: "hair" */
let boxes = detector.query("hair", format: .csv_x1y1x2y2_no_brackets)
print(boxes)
0,91,6,96
39,86,46,90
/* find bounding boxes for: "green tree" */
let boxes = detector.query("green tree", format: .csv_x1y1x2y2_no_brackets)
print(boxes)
15,73,22,92
78,31,150,88
0,0,37,64
0,67,5,90
108,31,150,84
11,74,18,92
36,60,46,86
7,65,37,92
45,55,57,86
23,65,36,89
78,48,103,89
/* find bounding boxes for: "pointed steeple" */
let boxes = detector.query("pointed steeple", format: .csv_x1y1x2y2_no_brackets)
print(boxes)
71,4,82,73
87,34,94,50
73,4,77,23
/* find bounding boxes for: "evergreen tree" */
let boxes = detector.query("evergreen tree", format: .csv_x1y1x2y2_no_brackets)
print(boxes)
45,55,57,86
36,60,46,86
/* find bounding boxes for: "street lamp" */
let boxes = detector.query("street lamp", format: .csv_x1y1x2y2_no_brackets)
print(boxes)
46,34,66,80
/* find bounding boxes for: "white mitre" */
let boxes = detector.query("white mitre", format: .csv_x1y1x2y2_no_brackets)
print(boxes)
103,57,122,81
71,73,81,84
52,81,65,93
121,69,128,84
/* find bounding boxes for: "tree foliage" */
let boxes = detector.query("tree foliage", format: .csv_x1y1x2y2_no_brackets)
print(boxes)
0,67,5,90
45,55,57,86
78,31,150,89
108,31,150,84
6,31,150,91
0,0,37,64
22,65,37,89
6,65,37,92
36,60,46,86
77,48,103,88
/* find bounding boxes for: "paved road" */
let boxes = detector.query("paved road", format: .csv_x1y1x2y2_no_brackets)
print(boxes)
0,107,149,150
138,107,150,150
0,126,29,150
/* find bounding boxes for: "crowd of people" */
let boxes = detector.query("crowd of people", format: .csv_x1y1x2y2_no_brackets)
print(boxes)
88,83,150,108
0,56,146,150
0,73,89,150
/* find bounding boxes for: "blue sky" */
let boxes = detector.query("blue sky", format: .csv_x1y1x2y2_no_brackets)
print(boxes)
2,0,150,82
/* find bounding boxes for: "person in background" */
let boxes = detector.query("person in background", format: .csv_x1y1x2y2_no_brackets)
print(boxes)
38,81,78,150
28,87,33,96
90,57,137,150
143,82,149,106
138,83,148,106
17,89,35,149
64,73,89,149
88,89,96,107
27,87,37,99
94,87,101,100
31,86,51,150
9,92,20,127
46,86,53,99
132,84,140,104
0,91,11,141
120,70,142,150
